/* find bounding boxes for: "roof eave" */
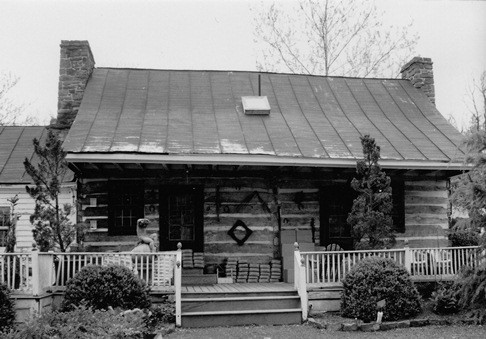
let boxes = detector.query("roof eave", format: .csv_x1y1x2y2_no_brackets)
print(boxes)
65,153,469,171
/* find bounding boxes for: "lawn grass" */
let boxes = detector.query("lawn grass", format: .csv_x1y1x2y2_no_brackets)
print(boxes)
166,301,486,338
166,323,485,339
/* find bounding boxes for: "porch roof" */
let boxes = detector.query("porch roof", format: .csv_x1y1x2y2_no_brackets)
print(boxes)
63,68,466,170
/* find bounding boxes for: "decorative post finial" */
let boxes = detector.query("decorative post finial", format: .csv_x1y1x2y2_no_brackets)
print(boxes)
294,242,299,251
177,242,182,250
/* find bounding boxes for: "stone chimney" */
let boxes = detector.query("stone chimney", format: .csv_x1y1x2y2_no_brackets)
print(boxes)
400,57,435,105
55,40,95,129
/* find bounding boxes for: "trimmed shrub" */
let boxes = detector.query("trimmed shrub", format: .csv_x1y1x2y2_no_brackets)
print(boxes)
0,283,15,332
341,256,422,322
2,304,147,339
61,265,151,311
432,282,459,315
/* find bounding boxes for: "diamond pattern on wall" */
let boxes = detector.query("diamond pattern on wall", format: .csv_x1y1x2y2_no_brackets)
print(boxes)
227,219,253,246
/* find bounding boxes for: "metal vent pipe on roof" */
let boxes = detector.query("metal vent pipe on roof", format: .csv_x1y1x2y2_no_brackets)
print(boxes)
258,74,261,96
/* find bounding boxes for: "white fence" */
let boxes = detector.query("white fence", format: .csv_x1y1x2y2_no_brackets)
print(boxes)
297,245,480,287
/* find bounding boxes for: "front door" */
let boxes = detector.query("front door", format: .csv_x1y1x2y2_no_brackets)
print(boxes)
159,185,204,252
320,185,355,250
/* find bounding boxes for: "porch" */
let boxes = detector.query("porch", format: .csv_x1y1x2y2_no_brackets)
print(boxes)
1,245,481,327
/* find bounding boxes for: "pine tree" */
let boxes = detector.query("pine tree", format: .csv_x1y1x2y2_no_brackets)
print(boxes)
23,130,76,252
347,135,395,249
4,195,19,253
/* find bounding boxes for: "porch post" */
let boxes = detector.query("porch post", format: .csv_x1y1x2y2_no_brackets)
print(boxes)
175,242,182,327
404,240,412,273
293,242,308,322
293,242,300,290
31,247,40,296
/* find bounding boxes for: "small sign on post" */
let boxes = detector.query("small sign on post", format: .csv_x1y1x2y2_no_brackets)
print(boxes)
376,299,386,324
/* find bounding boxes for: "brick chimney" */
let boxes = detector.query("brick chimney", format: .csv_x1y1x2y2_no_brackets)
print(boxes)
400,57,435,105
55,40,95,129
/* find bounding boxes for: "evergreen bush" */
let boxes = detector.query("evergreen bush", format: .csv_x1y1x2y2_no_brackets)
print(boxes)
145,303,175,332
449,219,480,247
347,135,395,249
432,282,459,315
61,265,151,311
0,283,15,332
341,257,421,322
2,305,147,339
456,265,486,321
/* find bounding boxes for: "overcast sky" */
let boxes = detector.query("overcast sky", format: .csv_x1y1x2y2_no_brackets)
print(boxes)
1,0,485,129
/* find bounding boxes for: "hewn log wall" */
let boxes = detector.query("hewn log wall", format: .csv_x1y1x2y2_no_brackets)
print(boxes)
399,180,449,247
79,176,324,262
79,176,451,260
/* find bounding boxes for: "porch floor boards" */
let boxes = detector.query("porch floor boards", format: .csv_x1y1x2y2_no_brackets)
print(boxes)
182,282,294,294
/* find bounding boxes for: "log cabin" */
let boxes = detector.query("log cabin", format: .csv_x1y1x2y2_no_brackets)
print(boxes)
54,41,466,281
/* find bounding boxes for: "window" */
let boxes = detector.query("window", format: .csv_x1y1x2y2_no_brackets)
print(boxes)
320,185,355,250
391,179,405,233
160,186,204,252
108,181,144,235
168,194,196,241
0,206,10,247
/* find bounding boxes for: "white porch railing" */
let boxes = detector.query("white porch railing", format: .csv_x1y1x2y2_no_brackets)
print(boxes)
0,253,32,293
407,246,479,280
300,245,480,288
303,248,406,285
51,251,179,290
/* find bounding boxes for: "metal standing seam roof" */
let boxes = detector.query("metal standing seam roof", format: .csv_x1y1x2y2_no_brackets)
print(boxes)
0,126,47,183
0,126,75,183
63,68,466,168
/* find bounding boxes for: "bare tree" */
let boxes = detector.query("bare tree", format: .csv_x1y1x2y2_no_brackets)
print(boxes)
465,71,486,133
252,0,418,78
0,71,39,126
449,71,486,247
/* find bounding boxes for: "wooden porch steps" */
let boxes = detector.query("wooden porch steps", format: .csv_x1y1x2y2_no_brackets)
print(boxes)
181,283,302,327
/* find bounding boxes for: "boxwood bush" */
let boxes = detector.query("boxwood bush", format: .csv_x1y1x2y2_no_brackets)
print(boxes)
61,265,151,311
341,256,422,322
0,283,15,332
